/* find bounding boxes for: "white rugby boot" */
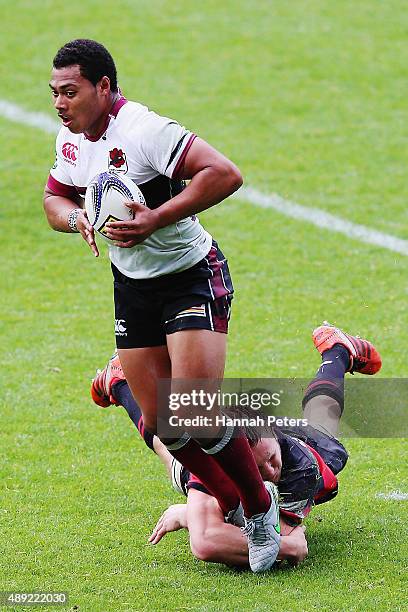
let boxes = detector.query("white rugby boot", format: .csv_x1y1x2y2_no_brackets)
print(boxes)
242,481,281,572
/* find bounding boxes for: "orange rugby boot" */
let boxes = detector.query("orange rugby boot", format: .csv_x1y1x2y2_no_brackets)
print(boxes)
312,322,382,375
91,351,126,407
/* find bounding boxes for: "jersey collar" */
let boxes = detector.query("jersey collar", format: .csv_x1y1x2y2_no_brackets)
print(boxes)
84,95,128,142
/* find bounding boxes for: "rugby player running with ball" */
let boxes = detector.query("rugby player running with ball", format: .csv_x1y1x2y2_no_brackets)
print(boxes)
44,39,280,572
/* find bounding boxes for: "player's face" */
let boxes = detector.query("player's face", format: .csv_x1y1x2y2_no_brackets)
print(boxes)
252,438,282,484
49,65,111,136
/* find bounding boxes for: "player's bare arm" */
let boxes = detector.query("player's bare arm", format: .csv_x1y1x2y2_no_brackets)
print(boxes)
148,503,188,545
186,491,307,567
103,138,243,246
43,187,99,257
149,490,308,568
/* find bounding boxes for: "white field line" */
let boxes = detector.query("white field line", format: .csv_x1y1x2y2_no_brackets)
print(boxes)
0,99,59,134
233,187,408,257
1,98,408,257
376,490,408,501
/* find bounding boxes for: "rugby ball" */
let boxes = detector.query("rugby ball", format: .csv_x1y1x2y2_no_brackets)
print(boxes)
84,172,146,242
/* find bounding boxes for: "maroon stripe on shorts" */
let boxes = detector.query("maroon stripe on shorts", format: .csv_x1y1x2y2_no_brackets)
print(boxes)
205,245,229,299
209,300,229,333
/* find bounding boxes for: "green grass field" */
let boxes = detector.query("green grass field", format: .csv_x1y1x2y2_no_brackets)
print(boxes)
1,1,407,610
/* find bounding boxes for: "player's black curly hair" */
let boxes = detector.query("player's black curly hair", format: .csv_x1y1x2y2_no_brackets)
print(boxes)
222,405,277,447
53,39,118,92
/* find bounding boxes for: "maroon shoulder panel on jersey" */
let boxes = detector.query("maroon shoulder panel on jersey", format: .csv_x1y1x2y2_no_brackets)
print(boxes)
46,174,78,199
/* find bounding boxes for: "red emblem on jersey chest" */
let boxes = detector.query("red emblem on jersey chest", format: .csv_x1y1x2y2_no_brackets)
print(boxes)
62,142,78,162
109,148,127,168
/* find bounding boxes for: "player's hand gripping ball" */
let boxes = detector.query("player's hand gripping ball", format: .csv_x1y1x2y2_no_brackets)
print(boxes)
85,172,146,243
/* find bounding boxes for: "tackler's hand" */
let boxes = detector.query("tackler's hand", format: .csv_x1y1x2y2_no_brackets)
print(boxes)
148,504,188,545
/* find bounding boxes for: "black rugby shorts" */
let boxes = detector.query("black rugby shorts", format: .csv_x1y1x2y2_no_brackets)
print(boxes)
112,241,234,348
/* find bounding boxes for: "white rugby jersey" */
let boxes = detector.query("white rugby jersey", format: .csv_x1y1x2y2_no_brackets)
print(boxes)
47,97,212,278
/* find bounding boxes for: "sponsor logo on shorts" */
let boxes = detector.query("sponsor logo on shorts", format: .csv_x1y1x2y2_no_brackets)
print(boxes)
108,148,128,173
115,319,127,336
62,142,78,165
173,304,207,320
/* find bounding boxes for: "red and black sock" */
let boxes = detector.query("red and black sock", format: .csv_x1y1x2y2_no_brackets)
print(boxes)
302,345,349,413
198,429,270,517
167,438,240,515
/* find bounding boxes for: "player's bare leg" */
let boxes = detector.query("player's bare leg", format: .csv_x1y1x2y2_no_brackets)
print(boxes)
168,328,226,376
95,331,281,571
166,328,281,573
303,394,342,437
164,329,241,513
152,437,173,478
117,346,171,433
167,328,226,438
166,329,269,514
114,336,238,514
